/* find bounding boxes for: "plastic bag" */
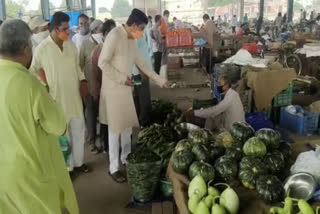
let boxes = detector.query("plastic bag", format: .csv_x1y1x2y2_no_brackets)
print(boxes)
291,147,320,184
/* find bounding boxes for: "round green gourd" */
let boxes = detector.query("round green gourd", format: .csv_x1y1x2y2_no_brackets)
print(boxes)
172,150,194,174
264,151,285,175
192,144,211,162
214,156,238,182
175,139,193,152
230,122,255,144
224,146,242,161
239,157,267,189
189,161,215,183
278,141,293,162
255,128,281,151
243,137,267,157
256,175,285,203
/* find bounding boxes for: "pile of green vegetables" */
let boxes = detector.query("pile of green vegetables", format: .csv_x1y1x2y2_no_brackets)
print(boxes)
151,99,182,126
270,196,320,214
171,121,293,204
188,175,240,214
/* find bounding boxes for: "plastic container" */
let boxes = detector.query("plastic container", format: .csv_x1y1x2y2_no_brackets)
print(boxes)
273,83,293,107
179,29,193,46
246,112,274,131
280,105,319,136
166,31,179,48
242,43,259,54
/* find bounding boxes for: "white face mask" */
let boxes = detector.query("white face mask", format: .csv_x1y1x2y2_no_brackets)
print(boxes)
91,33,104,44
32,30,49,45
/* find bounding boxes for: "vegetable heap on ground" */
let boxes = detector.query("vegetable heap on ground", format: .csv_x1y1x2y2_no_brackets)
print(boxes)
151,99,182,126
171,122,293,207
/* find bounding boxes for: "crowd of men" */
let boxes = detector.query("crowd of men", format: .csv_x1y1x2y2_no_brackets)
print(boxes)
0,8,171,213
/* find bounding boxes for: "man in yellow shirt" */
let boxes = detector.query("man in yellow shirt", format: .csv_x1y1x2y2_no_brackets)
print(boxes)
0,19,78,214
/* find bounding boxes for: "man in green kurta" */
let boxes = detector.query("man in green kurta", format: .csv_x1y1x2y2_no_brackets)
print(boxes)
0,19,79,214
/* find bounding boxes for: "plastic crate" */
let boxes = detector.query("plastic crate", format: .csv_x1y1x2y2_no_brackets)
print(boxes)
280,106,319,136
246,112,274,131
273,83,293,107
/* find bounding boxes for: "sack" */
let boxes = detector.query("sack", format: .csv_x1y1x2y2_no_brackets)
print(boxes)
291,147,320,183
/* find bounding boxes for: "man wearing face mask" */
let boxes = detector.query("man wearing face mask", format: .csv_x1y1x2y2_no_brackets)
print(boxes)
28,16,49,50
72,14,91,51
30,12,90,173
194,75,245,131
79,19,104,154
98,8,171,183
0,19,79,214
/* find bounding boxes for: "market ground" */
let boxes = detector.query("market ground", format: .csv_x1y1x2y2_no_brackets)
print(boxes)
73,68,319,214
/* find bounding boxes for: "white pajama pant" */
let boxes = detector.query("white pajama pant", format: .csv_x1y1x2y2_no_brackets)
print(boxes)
67,118,86,171
108,127,132,174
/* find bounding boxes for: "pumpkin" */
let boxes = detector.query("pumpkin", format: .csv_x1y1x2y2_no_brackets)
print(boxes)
230,122,255,144
214,156,238,182
225,146,242,161
216,131,235,148
188,129,209,144
192,144,211,162
243,137,267,157
189,161,215,183
172,150,194,174
278,141,293,162
175,139,193,152
255,128,281,151
256,175,285,203
207,143,225,162
264,151,285,175
239,157,267,189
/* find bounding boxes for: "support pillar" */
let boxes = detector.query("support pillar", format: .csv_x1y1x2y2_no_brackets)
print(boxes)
0,0,6,20
240,0,244,23
66,0,73,11
287,0,294,23
91,0,96,18
41,0,50,20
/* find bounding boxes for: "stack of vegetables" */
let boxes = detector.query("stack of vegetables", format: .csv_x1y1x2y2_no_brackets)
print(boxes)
171,121,293,207
151,99,182,126
188,175,240,214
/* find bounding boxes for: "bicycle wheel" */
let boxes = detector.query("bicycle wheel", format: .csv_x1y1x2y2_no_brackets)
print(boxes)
284,54,302,75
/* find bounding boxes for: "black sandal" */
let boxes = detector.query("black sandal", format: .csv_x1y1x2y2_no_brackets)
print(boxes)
109,171,126,183
76,164,90,173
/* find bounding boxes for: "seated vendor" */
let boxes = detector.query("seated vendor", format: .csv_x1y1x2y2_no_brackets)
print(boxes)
194,75,245,131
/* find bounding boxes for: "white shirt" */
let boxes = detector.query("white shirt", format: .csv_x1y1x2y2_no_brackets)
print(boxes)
151,25,163,53
72,33,91,52
232,17,238,27
30,36,85,123
194,88,245,130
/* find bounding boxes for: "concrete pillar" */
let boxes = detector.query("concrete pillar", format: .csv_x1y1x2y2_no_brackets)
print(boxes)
259,0,264,19
0,0,5,20
41,0,50,20
91,0,96,18
66,0,73,11
287,0,294,23
240,0,244,23
81,0,86,13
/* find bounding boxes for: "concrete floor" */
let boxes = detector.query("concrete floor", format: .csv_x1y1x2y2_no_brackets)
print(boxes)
72,67,320,214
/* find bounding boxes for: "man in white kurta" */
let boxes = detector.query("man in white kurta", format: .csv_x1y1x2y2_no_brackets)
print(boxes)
30,12,89,172
72,13,91,52
194,75,245,131
98,9,168,183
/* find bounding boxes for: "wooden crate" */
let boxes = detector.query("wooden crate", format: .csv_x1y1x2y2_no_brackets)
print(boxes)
152,201,177,214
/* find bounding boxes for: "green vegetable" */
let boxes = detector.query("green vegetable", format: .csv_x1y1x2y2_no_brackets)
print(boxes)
216,131,235,148
216,183,240,214
264,151,285,175
239,157,267,189
207,143,225,162
192,144,211,162
172,150,194,174
270,207,285,214
189,161,215,183
188,193,201,214
256,175,285,203
296,199,314,214
283,196,293,214
255,128,281,151
151,99,180,125
208,186,220,198
195,201,210,214
175,139,193,152
214,156,238,182
204,195,214,208
211,203,227,214
189,129,209,144
188,175,207,198
278,142,293,162
224,146,242,161
243,137,267,158
230,122,254,144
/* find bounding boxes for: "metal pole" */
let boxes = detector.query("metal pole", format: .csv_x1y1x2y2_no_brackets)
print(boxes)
81,0,86,13
240,0,244,23
91,0,96,18
41,0,50,20
66,0,73,11
0,0,6,20
287,0,294,23
259,0,264,20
